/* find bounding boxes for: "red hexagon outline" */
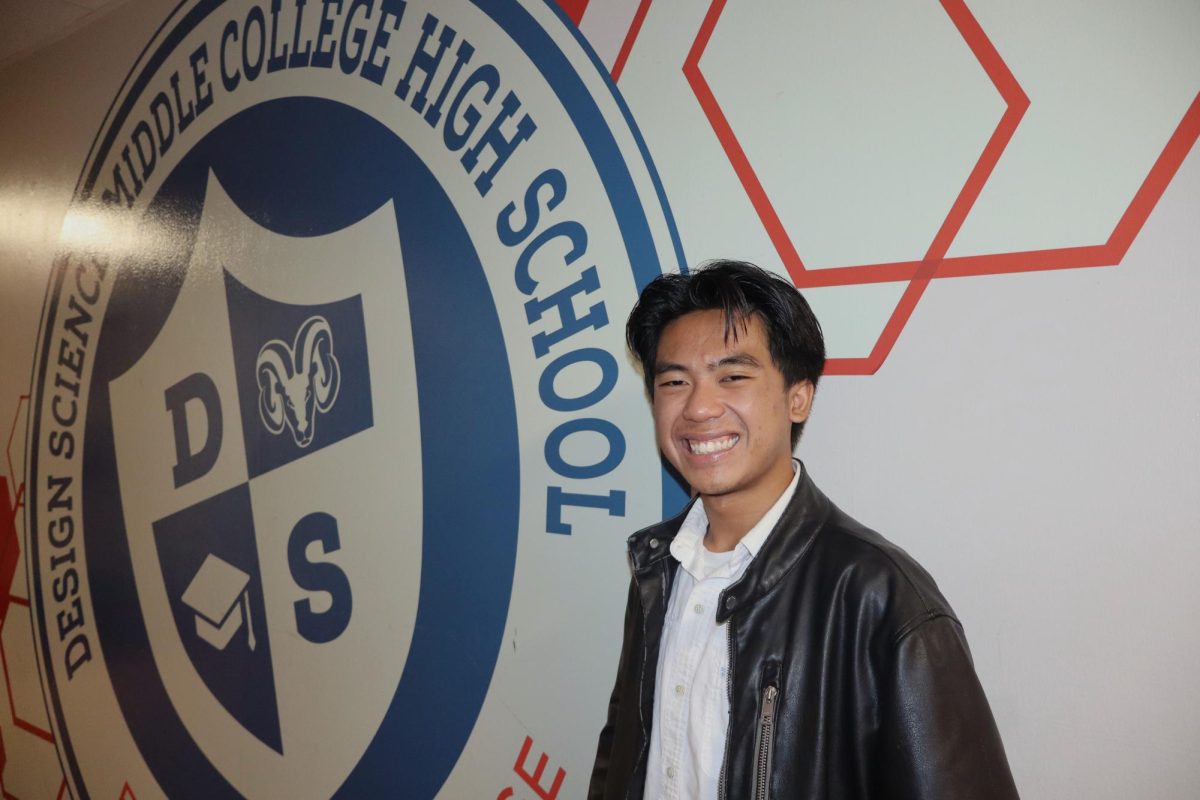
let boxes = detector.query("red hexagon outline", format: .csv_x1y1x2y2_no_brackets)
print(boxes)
685,0,1028,374
610,0,1200,375
0,473,55,742
1,475,58,798
612,0,654,82
556,0,591,27
0,395,60,800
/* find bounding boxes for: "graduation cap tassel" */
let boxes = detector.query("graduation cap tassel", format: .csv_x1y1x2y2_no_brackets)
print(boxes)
243,590,257,652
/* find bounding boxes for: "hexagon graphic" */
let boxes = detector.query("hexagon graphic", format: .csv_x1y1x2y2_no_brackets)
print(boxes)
604,0,1199,374
686,0,1028,373
0,395,65,800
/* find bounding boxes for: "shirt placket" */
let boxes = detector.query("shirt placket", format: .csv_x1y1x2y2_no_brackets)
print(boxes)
659,573,726,798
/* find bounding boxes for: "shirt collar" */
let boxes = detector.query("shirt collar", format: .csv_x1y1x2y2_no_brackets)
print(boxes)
670,460,802,579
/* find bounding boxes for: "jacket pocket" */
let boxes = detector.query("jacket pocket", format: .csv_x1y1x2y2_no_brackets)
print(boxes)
750,662,782,800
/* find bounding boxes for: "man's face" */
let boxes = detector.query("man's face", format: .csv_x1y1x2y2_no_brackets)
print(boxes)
652,309,813,507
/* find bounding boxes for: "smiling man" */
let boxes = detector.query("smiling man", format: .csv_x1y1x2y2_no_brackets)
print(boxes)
589,261,1018,800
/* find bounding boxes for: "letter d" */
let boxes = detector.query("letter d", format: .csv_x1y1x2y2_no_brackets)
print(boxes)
165,372,223,488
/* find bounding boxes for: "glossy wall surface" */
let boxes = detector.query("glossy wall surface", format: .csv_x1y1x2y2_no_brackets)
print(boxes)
0,1,1197,797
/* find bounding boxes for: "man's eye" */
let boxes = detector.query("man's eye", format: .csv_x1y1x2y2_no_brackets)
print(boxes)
721,374,749,382
657,379,686,388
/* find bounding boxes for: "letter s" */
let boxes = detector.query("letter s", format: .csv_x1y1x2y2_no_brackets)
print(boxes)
496,167,566,247
288,512,353,644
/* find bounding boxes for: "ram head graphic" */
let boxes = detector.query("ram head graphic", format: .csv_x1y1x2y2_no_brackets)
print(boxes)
255,316,341,448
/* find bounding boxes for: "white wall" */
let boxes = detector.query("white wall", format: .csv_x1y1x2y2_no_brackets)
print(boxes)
0,0,1196,797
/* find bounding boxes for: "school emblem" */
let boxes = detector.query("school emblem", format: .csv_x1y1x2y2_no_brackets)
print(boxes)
27,1,680,797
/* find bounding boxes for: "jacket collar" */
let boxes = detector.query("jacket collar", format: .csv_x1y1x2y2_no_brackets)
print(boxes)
627,496,695,574
716,464,833,622
626,463,834,620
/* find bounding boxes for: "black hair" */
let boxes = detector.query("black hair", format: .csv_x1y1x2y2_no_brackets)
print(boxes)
626,260,826,445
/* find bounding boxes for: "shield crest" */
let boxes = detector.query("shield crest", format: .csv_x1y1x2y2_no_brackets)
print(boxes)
107,171,422,790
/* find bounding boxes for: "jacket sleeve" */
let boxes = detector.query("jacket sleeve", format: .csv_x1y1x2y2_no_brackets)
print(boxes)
879,614,1020,800
588,577,640,800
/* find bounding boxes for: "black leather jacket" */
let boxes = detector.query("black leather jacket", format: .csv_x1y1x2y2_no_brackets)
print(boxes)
589,467,1018,799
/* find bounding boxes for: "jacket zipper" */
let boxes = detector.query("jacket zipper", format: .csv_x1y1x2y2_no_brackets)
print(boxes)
717,620,734,800
750,684,779,800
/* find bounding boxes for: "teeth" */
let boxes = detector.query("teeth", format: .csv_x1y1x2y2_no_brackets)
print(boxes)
688,435,738,455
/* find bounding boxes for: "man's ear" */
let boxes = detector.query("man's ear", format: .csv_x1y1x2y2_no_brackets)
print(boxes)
788,380,815,424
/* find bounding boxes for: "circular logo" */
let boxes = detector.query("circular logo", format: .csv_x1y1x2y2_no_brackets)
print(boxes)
28,1,680,797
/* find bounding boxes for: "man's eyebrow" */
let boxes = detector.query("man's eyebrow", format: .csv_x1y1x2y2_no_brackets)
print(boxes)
714,353,762,369
654,354,763,375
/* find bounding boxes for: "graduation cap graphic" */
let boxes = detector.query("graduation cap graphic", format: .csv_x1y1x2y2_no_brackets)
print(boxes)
154,485,281,750
181,553,257,652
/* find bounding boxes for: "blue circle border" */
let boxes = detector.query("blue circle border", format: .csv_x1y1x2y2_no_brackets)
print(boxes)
28,1,685,798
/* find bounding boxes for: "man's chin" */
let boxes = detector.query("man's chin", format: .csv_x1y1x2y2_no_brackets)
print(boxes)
669,452,737,492
682,473,738,500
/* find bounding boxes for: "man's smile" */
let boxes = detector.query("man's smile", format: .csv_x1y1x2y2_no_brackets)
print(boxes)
685,434,740,456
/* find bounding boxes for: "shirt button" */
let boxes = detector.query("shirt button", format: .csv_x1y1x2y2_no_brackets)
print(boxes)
666,766,677,779
649,538,660,548
674,683,685,696
694,603,704,614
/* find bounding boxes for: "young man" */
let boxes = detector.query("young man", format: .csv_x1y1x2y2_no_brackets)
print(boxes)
589,261,1017,799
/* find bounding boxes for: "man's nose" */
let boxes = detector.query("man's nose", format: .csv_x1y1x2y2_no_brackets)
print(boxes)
682,380,722,422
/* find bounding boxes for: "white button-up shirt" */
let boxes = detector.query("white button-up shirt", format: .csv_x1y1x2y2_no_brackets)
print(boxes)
644,464,801,800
